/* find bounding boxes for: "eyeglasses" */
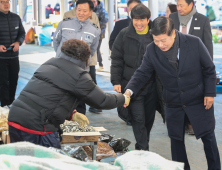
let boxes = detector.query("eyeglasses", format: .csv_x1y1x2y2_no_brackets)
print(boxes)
0,0,11,4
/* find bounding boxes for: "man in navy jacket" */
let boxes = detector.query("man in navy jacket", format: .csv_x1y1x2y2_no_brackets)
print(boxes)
109,0,141,51
125,16,220,170
0,0,25,107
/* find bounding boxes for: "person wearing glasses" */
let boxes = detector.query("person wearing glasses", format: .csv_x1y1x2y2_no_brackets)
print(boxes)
0,0,25,108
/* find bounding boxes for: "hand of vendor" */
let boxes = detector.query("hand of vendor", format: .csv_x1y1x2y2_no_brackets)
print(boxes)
123,94,130,108
70,110,89,127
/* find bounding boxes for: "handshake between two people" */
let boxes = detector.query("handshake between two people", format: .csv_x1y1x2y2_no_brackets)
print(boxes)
113,85,131,108
70,85,132,127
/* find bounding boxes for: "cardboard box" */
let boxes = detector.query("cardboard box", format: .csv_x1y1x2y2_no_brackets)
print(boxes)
2,131,10,144
61,127,107,144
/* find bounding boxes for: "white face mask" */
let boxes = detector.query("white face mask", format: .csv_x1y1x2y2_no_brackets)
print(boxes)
129,11,131,19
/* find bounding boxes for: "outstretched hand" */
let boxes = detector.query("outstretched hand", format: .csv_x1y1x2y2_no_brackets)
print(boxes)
123,90,131,107
71,111,89,127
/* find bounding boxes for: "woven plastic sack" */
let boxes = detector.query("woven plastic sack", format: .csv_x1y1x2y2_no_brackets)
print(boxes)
114,150,184,170
0,106,9,132
0,142,120,170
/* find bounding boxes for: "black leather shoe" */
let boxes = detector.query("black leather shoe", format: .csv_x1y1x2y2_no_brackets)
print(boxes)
89,107,102,113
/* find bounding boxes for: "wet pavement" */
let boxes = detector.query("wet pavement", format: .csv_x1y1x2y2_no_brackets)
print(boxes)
16,43,222,170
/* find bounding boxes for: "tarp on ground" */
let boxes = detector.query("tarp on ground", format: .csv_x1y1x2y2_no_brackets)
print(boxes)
0,142,184,170
114,150,184,170
0,142,120,170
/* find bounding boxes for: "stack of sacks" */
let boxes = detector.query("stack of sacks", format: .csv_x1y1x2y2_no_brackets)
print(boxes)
0,107,9,132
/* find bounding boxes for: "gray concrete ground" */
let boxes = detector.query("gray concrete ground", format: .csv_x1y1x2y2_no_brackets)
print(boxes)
16,43,222,170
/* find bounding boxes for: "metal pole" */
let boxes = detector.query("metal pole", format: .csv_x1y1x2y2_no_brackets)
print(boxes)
108,0,114,37
33,0,38,24
61,0,69,20
64,0,69,15
115,0,118,21
38,0,43,24
11,0,17,13
19,0,27,22
104,0,108,12
148,0,159,20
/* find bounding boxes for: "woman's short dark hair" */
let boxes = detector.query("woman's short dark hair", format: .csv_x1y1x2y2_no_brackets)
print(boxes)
76,0,94,11
150,16,175,36
127,0,141,7
168,4,177,13
61,39,91,62
131,4,151,20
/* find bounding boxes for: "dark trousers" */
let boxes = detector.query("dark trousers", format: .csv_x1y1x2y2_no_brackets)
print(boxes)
171,114,221,170
0,58,19,107
76,66,97,114
89,66,97,84
129,82,157,150
97,39,103,67
9,125,61,149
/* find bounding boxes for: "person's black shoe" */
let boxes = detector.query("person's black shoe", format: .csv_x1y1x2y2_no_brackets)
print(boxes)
126,121,132,126
89,107,102,113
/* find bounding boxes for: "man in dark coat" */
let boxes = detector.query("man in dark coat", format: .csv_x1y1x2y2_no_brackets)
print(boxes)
169,0,213,59
169,0,213,135
109,0,141,51
111,4,165,151
125,16,220,170
8,39,130,149
0,0,25,107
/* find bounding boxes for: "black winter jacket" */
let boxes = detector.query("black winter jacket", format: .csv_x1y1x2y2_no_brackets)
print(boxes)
109,17,131,50
0,11,25,59
111,21,153,93
110,22,165,121
8,54,125,132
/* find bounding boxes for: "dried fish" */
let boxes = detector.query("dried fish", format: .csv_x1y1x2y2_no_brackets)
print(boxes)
60,121,95,133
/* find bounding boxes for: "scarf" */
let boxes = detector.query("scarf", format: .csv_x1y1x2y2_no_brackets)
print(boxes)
136,26,149,35
162,31,180,72
178,7,196,26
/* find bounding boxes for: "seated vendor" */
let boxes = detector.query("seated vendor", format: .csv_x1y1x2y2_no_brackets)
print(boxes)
8,39,130,148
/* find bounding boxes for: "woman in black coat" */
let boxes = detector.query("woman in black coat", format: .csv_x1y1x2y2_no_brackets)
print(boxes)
8,39,130,148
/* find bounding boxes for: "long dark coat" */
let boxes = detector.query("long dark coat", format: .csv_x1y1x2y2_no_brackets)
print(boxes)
125,32,216,141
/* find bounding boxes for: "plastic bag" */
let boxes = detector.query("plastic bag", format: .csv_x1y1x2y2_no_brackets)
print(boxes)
61,144,89,162
115,151,129,157
99,133,113,143
39,25,53,46
0,107,9,132
109,138,131,152
82,142,117,161
48,147,68,156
